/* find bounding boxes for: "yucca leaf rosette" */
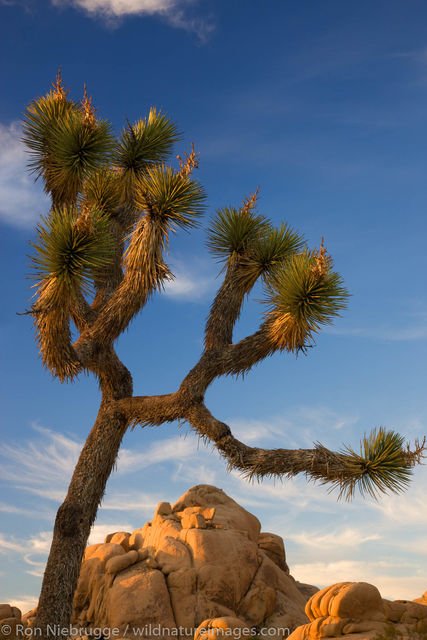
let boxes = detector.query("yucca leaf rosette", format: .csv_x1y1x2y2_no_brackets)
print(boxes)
122,164,206,296
335,427,422,500
46,112,114,205
114,109,180,200
236,222,305,289
206,206,269,262
263,248,349,352
31,205,115,300
81,168,122,217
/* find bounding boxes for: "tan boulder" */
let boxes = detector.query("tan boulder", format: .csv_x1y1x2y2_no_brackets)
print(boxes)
71,485,309,636
172,485,261,542
154,502,172,517
0,607,10,621
104,531,131,551
195,617,255,640
73,542,126,623
258,532,289,573
181,511,207,529
106,549,139,574
289,581,427,639
0,607,22,640
105,567,176,633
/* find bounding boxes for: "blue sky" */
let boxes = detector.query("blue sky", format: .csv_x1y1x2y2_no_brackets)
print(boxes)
1,0,427,615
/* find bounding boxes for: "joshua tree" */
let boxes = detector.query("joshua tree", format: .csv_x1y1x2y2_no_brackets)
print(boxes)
22,73,425,632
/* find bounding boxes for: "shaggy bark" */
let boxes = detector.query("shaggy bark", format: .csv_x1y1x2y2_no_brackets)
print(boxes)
35,351,132,634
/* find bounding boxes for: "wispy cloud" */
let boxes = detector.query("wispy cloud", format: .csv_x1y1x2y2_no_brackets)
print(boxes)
292,559,427,601
0,502,52,519
50,0,214,40
116,436,195,473
0,424,196,501
162,256,216,302
0,531,52,577
0,534,25,554
327,324,427,341
0,122,49,228
229,406,359,451
288,528,381,549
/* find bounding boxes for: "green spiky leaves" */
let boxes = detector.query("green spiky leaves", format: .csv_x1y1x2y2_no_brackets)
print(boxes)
336,427,417,500
133,164,206,234
81,168,122,216
23,91,114,206
22,93,76,184
114,109,180,197
47,113,114,204
236,223,305,289
31,206,115,302
206,207,269,261
264,249,349,352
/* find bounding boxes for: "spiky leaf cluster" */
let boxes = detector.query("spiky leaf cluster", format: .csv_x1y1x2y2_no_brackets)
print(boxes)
336,427,414,500
206,207,269,260
23,94,114,205
81,168,122,216
114,109,180,197
264,250,349,352
22,93,76,188
237,223,305,288
133,164,206,234
31,206,115,301
45,113,114,204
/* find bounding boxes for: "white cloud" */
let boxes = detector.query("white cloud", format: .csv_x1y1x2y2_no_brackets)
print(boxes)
0,502,52,519
172,461,217,485
162,257,215,301
60,0,175,16
51,0,214,40
327,324,427,342
292,559,427,601
7,596,38,616
0,425,196,501
0,533,24,554
229,406,359,451
0,122,49,228
0,424,81,501
288,528,381,549
0,531,52,577
116,436,195,473
100,490,159,513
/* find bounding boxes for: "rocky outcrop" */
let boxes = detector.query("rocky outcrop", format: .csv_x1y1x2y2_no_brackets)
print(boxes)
72,485,314,637
0,605,22,640
288,581,427,639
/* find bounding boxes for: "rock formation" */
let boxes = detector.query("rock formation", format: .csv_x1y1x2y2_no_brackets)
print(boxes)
6,485,427,640
72,485,314,637
0,605,22,640
288,581,427,639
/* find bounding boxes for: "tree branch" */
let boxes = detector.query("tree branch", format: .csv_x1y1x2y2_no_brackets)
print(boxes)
114,391,182,426
184,402,352,482
204,259,258,350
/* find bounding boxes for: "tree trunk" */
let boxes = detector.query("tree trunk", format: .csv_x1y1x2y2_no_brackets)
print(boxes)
35,366,132,635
